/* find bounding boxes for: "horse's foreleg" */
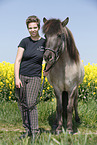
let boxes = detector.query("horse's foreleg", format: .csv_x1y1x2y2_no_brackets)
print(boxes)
54,90,63,133
57,96,63,126
74,89,80,123
67,91,75,133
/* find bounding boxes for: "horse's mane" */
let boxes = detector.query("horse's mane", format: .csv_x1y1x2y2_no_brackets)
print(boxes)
65,27,79,63
43,19,80,63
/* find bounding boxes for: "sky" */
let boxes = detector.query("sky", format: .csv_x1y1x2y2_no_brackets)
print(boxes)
0,0,97,65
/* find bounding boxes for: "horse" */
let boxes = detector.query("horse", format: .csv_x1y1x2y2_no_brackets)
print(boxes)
42,17,84,134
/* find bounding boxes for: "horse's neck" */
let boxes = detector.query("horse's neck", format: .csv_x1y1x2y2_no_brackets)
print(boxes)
54,50,72,71
61,48,72,66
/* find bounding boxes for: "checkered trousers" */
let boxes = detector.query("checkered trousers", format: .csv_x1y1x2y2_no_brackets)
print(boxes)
15,75,41,133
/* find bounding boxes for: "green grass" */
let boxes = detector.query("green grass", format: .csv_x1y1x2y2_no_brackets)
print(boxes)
0,99,97,145
0,131,97,145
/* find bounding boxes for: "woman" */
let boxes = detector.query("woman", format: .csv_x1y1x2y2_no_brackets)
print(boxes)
14,15,45,139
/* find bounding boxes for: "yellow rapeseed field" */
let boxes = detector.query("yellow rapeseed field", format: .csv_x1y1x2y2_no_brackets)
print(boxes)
0,61,97,101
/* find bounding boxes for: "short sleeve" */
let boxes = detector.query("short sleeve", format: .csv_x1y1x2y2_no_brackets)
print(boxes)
18,38,26,49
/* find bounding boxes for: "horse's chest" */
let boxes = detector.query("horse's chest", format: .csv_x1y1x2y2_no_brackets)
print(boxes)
48,72,65,90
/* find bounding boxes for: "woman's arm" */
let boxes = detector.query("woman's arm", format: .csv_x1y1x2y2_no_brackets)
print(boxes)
14,47,24,88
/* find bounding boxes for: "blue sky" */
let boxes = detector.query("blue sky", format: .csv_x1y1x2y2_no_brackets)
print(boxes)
0,0,97,65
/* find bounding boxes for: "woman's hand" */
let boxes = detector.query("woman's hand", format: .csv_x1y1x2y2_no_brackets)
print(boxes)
43,63,51,76
15,78,23,88
43,70,48,76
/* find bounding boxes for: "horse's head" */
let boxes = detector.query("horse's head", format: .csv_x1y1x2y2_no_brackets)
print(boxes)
43,17,69,64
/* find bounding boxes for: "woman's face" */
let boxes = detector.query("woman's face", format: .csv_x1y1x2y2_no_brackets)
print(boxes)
28,22,39,38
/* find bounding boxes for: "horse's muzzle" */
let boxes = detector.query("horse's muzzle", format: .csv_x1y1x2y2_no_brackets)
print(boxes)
44,52,53,63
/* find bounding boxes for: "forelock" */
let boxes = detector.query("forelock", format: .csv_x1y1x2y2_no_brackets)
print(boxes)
43,19,62,35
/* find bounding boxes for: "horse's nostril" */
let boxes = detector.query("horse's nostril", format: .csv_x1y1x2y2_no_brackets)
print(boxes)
49,53,52,60
47,54,52,61
44,53,52,62
49,55,52,59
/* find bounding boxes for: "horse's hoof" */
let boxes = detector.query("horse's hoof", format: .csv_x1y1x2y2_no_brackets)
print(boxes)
67,128,73,134
55,130,62,135
55,126,62,135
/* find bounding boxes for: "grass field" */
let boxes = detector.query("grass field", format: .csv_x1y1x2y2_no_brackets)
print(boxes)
0,99,97,145
0,60,97,144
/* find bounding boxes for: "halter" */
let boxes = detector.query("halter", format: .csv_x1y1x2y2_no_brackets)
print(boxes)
44,33,65,72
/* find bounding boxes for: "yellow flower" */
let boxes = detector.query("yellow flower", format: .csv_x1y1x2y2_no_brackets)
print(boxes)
45,77,48,82
52,98,54,101
50,85,53,88
47,87,50,90
12,81,15,86
84,80,87,83
6,79,9,84
0,82,3,86
0,82,4,88
9,91,12,95
43,90,45,93
9,96,11,100
95,79,97,83
43,90,45,94
88,82,90,86
9,84,12,89
93,92,96,95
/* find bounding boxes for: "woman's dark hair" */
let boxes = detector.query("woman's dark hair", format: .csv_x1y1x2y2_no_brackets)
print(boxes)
26,15,40,29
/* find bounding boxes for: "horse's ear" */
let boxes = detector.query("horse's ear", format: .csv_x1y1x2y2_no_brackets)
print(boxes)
43,17,47,23
62,17,69,27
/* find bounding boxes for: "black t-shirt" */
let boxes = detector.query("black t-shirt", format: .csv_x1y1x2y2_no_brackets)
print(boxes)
18,37,45,77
